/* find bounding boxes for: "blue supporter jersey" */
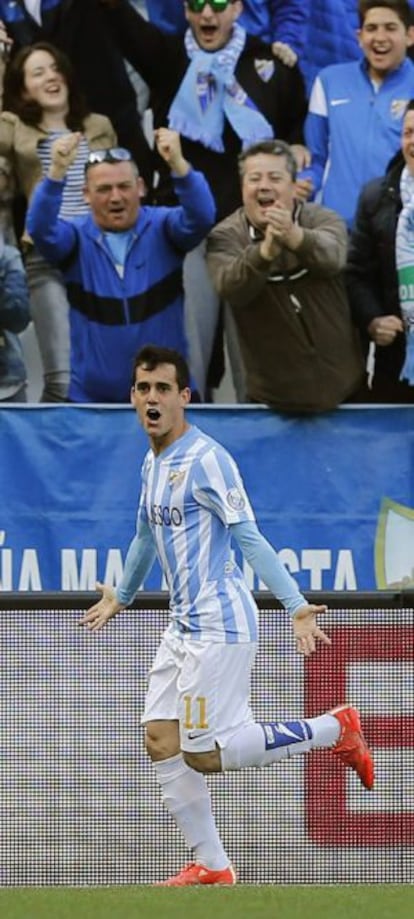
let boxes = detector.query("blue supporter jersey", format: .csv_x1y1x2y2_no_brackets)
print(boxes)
138,425,258,643
305,57,414,228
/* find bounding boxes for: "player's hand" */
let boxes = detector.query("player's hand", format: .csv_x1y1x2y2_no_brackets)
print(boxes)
78,581,123,632
291,604,331,656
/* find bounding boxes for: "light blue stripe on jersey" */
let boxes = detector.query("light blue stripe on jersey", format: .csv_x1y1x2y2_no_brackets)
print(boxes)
192,445,239,641
187,448,233,640
195,441,256,641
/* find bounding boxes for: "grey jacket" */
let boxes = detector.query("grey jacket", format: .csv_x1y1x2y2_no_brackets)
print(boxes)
207,202,363,413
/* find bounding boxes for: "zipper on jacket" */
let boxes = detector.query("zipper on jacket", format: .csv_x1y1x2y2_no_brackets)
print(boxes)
95,233,139,324
289,292,316,350
289,294,302,313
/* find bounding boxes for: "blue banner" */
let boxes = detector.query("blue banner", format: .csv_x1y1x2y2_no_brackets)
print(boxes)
1,405,414,592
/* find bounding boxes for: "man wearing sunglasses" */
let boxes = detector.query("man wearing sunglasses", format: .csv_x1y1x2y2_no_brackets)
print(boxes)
26,128,216,404
99,0,308,402
142,0,310,69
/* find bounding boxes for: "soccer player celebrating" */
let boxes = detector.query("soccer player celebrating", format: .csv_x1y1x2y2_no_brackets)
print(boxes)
80,344,375,887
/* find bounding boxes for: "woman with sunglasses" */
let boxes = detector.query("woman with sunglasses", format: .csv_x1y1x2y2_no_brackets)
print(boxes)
0,39,117,401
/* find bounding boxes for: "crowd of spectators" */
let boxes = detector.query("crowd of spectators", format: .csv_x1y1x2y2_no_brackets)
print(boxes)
1,0,414,409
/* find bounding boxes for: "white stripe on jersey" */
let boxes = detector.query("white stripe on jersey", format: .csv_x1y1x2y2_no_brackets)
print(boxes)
139,425,258,643
308,75,328,117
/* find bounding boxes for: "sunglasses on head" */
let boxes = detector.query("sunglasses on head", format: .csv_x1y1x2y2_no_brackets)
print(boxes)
186,0,234,12
85,147,133,171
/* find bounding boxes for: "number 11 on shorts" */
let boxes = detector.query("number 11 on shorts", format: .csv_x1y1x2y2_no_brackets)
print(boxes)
183,695,209,730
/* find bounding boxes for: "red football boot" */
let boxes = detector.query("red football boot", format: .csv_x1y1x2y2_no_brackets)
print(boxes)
331,704,375,790
157,862,237,887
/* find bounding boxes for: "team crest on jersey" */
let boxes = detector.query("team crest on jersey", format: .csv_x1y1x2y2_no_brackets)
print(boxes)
390,99,408,120
226,488,246,510
169,469,186,488
254,59,275,83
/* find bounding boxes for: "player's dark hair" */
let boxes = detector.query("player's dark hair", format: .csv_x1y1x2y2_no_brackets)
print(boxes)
3,41,89,130
358,0,411,29
238,139,297,181
132,345,190,391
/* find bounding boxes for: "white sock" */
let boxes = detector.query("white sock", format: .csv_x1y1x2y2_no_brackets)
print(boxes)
307,713,340,748
221,715,340,770
153,754,230,870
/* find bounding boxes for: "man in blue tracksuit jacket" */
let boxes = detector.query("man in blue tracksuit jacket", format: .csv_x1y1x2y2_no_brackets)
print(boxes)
26,128,215,404
305,0,414,229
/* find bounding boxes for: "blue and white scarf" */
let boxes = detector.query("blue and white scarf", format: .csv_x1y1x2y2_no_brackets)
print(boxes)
396,166,414,385
168,23,274,153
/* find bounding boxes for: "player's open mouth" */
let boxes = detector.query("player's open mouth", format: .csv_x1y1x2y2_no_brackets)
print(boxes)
147,409,161,421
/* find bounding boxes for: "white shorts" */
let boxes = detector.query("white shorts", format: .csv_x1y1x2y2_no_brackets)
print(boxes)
142,628,257,752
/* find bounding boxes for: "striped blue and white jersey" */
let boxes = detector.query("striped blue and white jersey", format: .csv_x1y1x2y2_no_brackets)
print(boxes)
138,424,258,643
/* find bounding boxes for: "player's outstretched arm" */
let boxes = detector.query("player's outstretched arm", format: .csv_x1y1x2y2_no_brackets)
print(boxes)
291,604,330,657
231,520,331,656
79,581,123,632
79,520,157,633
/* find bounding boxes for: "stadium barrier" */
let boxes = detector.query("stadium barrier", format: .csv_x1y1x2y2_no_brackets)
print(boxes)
0,590,412,885
3,404,414,593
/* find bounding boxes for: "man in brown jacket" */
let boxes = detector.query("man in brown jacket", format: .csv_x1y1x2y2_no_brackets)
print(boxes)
206,139,363,413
